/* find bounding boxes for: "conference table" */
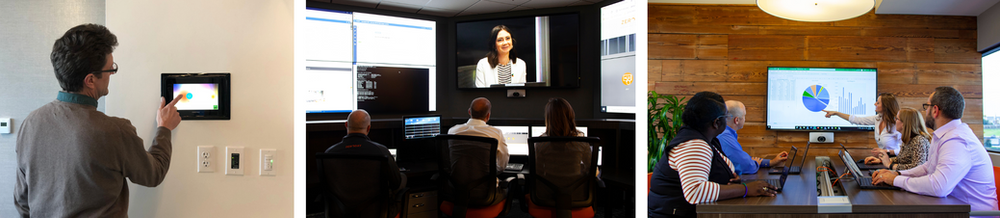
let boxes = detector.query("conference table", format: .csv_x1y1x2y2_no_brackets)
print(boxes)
698,153,971,217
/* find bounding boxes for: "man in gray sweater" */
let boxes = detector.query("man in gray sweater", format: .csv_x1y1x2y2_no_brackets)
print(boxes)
14,24,184,217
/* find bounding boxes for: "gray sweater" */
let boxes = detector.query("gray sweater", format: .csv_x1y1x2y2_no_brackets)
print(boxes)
15,92,172,218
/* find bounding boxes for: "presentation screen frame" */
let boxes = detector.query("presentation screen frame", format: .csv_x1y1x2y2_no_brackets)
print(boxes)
161,73,231,120
765,67,877,131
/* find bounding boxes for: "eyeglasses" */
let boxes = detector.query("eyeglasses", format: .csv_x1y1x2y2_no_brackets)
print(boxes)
95,62,118,74
922,103,935,110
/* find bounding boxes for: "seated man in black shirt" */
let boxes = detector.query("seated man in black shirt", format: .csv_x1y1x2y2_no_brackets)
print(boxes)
325,109,406,216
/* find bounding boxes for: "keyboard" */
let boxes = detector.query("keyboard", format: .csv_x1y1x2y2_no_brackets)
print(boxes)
856,160,888,170
769,166,801,174
747,179,783,191
856,177,901,190
505,163,524,171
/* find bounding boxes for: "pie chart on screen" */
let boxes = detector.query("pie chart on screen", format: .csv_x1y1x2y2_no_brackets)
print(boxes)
802,85,830,112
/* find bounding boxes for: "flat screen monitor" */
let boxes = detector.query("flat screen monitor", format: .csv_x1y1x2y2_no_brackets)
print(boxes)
402,115,441,140
531,126,588,137
495,126,530,156
766,67,877,131
302,7,436,115
600,0,637,114
455,13,579,89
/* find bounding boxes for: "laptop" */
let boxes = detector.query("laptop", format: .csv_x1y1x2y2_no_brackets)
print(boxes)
836,143,889,170
770,143,809,174
838,147,901,190
745,162,790,192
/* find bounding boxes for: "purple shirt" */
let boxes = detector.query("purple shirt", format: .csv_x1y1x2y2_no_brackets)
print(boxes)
894,119,998,211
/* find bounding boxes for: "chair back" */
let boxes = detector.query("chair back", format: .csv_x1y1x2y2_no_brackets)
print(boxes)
527,136,600,217
316,153,393,218
434,134,501,214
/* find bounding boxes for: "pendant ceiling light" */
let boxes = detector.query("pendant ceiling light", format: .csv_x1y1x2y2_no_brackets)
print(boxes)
757,0,875,22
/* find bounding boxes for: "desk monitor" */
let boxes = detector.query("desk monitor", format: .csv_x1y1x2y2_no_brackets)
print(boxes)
495,126,530,156
528,126,599,165
161,73,230,120
402,115,441,140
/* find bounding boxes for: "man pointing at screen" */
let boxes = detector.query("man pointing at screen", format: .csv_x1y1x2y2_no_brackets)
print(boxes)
15,24,184,217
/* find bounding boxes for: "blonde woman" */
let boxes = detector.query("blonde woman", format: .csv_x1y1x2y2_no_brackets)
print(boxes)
863,107,930,170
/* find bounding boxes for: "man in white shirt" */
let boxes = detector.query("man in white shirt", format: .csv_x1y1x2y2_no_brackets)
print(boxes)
448,97,509,172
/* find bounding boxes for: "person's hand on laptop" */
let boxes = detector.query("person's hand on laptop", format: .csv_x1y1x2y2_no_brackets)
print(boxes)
871,169,898,186
769,151,789,166
870,148,890,156
746,181,777,197
864,156,882,164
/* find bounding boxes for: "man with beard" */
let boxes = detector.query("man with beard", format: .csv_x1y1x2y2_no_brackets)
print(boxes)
872,86,997,213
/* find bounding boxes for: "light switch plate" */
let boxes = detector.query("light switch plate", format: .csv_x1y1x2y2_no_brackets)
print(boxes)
197,146,214,173
0,118,11,134
226,146,244,175
260,149,276,176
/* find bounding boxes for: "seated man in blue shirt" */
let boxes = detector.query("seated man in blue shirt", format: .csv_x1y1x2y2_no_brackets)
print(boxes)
718,100,788,175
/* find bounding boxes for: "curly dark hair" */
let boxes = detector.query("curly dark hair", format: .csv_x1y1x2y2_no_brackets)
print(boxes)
51,24,118,92
486,25,518,68
682,91,727,131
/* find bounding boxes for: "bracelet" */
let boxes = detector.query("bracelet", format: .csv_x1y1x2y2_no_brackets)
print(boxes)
742,183,748,198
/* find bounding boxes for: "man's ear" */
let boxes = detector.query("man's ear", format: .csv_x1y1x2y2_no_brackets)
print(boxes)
83,74,96,89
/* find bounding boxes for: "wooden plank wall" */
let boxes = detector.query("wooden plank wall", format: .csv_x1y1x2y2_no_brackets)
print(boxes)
648,4,983,158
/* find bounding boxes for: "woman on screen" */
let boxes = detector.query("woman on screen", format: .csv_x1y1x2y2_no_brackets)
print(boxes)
475,25,526,88
649,92,776,218
863,107,930,171
821,93,902,155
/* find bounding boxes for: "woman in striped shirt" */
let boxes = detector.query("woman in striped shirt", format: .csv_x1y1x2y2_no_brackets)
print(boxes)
474,25,527,88
649,92,777,218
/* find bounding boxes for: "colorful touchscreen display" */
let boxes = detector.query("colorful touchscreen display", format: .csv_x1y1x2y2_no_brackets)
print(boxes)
173,83,219,110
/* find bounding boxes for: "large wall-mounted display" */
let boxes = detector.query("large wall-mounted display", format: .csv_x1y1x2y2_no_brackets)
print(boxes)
302,8,436,114
766,67,877,131
600,0,636,114
455,14,580,89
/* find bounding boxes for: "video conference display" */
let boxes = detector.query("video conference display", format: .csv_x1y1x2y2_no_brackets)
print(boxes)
455,14,579,89
600,0,637,114
302,8,436,114
766,67,878,131
173,83,220,110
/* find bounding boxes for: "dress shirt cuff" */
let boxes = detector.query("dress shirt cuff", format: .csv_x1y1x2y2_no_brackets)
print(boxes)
893,176,909,188
760,159,770,168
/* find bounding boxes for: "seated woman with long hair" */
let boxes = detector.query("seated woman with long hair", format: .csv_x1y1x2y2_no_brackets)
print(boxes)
864,107,931,170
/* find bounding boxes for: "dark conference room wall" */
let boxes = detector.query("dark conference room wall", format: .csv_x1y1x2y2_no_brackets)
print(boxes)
648,3,983,158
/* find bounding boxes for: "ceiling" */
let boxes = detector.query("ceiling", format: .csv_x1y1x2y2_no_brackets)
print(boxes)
322,0,606,17
648,0,1000,16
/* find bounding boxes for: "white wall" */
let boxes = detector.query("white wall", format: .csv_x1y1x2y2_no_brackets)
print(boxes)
106,0,293,217
979,1,1000,52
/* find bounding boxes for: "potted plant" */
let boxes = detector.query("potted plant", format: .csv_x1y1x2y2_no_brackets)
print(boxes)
648,91,685,190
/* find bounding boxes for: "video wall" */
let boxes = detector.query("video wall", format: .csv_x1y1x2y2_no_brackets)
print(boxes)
302,8,437,114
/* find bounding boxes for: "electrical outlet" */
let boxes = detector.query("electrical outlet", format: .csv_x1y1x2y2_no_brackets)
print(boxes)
197,146,214,173
260,149,276,176
226,146,244,175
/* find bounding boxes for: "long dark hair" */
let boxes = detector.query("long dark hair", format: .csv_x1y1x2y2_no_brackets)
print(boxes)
879,93,899,133
486,25,517,68
544,98,581,137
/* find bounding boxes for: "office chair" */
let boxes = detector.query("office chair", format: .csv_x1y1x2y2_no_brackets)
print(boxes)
316,153,406,218
524,136,602,218
433,134,512,218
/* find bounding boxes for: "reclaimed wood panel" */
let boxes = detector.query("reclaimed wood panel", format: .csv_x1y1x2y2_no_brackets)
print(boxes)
697,35,728,59
695,6,793,26
876,62,917,84
934,39,982,64
806,36,908,62
654,81,766,96
906,38,935,63
680,60,728,81
649,34,696,59
728,61,878,83
914,63,982,85
648,60,662,82
759,26,862,36
728,35,805,61
878,84,982,99
676,95,766,122
862,27,963,39
659,60,681,82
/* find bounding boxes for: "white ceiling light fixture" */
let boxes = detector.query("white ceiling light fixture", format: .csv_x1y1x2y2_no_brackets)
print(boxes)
757,0,875,22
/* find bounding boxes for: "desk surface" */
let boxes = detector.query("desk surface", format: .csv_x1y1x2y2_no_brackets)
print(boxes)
699,155,970,214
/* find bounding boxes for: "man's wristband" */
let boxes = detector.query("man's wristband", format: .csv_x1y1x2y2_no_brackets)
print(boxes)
742,183,748,198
